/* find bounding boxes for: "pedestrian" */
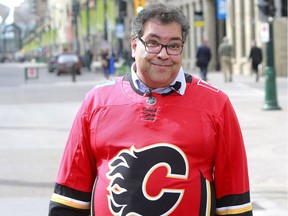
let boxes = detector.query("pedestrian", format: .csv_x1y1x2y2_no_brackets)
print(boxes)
48,3,252,216
101,49,110,78
249,40,263,82
108,52,116,78
85,49,93,72
196,39,212,81
218,36,234,82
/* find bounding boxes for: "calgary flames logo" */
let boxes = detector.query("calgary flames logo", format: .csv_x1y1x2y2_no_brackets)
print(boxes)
106,144,188,215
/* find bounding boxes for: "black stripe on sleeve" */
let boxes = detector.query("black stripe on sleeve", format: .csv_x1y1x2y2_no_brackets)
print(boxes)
216,191,251,208
53,183,91,202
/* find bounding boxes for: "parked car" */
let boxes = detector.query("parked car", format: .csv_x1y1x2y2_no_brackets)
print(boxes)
56,53,81,75
48,55,59,72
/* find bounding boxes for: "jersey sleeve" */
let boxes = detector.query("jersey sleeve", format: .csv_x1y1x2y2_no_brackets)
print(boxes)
49,95,97,215
48,183,91,216
214,98,253,215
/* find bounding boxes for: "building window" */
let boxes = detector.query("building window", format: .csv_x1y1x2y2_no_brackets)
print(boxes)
282,0,287,16
230,0,236,58
250,0,256,41
240,0,245,57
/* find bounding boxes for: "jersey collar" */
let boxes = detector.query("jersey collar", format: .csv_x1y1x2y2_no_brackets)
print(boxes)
131,63,186,95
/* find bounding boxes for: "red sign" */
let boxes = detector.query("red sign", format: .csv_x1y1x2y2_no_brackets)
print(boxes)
27,68,37,78
260,22,270,43
25,67,39,80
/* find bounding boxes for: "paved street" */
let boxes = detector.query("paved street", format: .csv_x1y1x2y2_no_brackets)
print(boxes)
0,63,287,215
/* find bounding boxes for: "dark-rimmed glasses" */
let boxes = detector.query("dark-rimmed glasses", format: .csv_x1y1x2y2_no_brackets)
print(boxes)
137,37,184,55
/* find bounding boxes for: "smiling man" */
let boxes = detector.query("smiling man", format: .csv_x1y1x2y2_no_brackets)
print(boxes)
132,21,184,89
49,3,253,216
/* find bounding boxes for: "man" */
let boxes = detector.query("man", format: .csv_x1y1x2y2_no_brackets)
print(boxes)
196,39,212,81
249,40,263,82
218,37,234,82
85,49,93,72
49,3,252,216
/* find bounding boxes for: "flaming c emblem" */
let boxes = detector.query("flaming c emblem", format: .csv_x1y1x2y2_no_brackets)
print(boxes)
106,143,188,215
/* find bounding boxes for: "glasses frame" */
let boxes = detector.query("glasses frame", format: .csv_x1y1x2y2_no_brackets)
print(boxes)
137,37,184,55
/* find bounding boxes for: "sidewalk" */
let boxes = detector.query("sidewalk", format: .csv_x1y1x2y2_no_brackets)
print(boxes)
205,71,288,215
0,68,287,216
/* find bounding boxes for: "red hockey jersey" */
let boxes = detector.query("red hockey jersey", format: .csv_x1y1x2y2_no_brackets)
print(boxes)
49,74,252,216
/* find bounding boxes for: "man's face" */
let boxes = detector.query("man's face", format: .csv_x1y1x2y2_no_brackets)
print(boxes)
131,20,183,89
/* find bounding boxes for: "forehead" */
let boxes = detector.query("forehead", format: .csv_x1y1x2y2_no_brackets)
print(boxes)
142,20,182,40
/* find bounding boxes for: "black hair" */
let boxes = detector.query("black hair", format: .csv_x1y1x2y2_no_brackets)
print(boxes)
131,3,190,42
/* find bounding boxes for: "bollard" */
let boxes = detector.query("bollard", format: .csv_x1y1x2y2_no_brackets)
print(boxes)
71,64,76,82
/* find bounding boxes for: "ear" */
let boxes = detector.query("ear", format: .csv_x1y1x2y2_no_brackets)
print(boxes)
131,37,137,58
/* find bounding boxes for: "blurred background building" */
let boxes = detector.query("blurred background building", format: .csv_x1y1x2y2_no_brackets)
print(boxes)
0,0,287,76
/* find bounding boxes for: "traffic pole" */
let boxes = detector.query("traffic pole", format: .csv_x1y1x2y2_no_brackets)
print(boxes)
262,17,281,110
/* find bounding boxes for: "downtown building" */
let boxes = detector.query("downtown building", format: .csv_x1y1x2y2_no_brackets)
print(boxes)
149,0,287,76
1,0,287,76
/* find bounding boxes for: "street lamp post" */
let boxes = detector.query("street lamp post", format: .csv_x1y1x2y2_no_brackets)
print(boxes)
72,0,80,55
104,0,108,41
72,0,80,82
258,0,281,110
262,17,281,110
86,0,90,42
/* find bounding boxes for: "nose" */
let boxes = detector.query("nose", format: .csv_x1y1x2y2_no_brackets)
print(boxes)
157,46,169,59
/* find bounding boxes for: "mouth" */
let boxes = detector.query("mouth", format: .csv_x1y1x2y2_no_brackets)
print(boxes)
151,62,172,67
